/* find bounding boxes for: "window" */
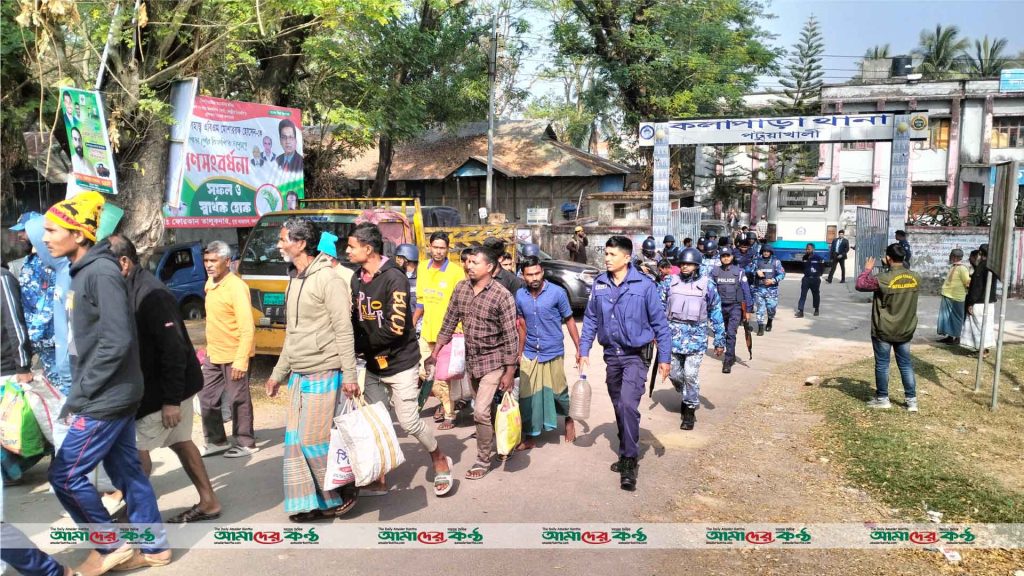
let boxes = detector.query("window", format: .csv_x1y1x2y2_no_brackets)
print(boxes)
845,186,873,206
778,188,828,211
910,186,946,215
613,203,627,219
991,116,1024,149
841,141,874,151
915,118,950,150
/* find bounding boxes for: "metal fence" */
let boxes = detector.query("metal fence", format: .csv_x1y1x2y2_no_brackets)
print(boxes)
856,207,889,274
670,207,703,244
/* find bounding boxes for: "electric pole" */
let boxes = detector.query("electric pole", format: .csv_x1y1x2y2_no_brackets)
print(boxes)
485,13,498,216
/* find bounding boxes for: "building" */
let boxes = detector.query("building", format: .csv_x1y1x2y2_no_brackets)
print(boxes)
818,78,1024,220
333,120,633,225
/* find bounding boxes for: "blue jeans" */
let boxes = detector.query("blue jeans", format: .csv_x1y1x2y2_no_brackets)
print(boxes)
871,337,916,399
1,523,65,576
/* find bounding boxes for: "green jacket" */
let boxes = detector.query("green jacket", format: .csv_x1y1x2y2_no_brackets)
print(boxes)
868,265,921,343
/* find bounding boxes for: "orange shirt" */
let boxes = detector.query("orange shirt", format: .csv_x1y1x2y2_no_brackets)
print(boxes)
204,273,255,370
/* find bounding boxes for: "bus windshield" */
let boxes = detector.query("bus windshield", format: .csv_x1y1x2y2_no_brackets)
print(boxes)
778,187,828,211
239,213,358,276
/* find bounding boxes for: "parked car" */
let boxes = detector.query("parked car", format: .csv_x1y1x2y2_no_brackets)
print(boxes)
517,243,600,314
147,241,237,320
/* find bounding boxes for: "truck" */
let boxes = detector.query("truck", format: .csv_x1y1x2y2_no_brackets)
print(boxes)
238,198,516,356
765,183,845,263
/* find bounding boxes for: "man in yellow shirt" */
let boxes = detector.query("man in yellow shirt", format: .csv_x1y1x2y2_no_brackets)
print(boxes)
417,231,465,429
200,241,257,457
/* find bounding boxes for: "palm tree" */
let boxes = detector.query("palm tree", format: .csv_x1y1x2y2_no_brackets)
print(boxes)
963,35,1009,77
915,24,969,79
863,44,891,59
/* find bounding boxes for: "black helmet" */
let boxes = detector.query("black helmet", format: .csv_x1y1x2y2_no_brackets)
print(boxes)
760,244,774,255
702,239,718,254
663,234,676,244
642,237,657,252
395,243,419,262
520,243,541,258
677,247,703,265
719,246,734,257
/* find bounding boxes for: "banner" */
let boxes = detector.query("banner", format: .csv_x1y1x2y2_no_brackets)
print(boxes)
60,88,118,196
164,96,304,228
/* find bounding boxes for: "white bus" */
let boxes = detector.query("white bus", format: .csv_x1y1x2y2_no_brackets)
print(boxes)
765,183,844,263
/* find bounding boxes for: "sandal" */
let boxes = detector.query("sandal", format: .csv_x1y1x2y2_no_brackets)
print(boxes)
464,462,490,480
433,456,454,496
166,504,222,524
437,419,455,430
433,407,445,422
288,509,331,522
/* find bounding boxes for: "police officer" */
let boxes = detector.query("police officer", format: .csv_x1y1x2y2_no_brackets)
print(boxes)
710,246,754,373
698,239,720,278
749,244,785,336
519,242,541,267
635,237,659,279
664,248,725,430
659,235,679,262
796,243,823,318
734,238,756,272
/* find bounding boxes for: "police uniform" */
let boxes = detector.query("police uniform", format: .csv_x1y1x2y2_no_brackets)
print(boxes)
797,251,824,316
748,248,785,333
710,250,754,370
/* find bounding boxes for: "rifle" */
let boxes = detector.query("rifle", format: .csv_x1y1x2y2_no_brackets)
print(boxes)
740,301,753,360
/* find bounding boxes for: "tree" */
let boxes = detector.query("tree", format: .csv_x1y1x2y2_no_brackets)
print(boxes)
863,44,891,59
776,15,824,116
963,35,1009,78
915,24,969,79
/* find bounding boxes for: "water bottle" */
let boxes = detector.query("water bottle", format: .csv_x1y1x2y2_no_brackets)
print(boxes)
569,374,592,421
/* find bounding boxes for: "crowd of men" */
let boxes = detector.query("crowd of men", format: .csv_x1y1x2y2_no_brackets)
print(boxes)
1,192,1001,574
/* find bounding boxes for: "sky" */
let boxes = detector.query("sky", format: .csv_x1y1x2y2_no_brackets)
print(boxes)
518,0,1024,101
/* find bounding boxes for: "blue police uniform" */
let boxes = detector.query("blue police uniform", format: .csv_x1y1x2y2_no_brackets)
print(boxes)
710,260,754,366
797,252,824,315
748,254,785,329
661,272,726,412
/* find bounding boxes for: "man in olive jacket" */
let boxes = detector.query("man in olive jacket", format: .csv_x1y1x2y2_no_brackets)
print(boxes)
855,242,921,412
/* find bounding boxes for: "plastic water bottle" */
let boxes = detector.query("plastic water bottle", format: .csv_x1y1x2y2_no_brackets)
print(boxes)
569,374,592,420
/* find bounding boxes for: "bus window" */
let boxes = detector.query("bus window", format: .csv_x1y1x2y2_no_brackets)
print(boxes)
779,188,828,211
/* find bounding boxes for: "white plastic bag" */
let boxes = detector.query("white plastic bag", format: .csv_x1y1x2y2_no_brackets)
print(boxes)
24,377,64,444
324,428,356,489
334,399,405,487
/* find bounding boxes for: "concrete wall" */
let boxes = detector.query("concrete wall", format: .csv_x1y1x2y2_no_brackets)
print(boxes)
906,226,1024,296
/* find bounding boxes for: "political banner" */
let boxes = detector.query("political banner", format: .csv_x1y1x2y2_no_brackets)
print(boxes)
60,87,119,196
164,96,304,228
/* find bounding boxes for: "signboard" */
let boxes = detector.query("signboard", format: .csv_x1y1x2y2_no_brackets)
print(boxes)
164,96,304,228
652,123,670,239
526,207,549,225
59,87,119,196
989,164,1024,186
999,69,1024,93
988,161,1020,281
639,113,929,147
888,113,911,242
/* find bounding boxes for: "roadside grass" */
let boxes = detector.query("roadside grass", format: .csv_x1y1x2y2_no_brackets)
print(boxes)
807,343,1024,523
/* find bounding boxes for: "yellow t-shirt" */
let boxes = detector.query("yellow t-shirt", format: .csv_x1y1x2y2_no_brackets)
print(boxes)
940,263,971,302
417,258,465,342
204,273,255,370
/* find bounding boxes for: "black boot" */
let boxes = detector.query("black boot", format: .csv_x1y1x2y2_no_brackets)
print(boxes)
619,457,638,491
795,310,804,318
610,457,624,473
681,406,696,430
813,308,819,316
722,360,732,374
757,323,765,336
766,318,774,332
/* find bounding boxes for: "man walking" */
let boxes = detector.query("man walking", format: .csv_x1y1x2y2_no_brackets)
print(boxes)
709,246,753,373
484,237,525,294
826,229,849,283
418,231,465,430
796,243,824,318
578,236,671,491
515,255,581,450
749,244,785,336
755,215,768,241
108,235,222,524
12,213,60,389
567,226,589,264
427,248,519,481
42,192,170,573
895,230,912,269
856,244,920,412
346,224,453,497
663,248,725,430
200,241,257,458
658,235,678,262
698,239,720,278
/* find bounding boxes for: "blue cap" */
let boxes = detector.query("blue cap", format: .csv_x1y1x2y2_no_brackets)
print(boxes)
9,211,42,231
318,231,340,259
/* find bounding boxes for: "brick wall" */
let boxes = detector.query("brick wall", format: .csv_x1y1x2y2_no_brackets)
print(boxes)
906,226,1024,296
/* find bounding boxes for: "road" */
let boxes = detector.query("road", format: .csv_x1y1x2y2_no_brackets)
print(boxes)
6,272,1023,575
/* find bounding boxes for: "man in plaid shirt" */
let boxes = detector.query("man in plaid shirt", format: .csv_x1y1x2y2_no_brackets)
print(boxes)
427,247,519,480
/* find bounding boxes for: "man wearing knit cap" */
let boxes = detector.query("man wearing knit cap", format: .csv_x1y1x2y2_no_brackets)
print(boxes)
42,192,170,574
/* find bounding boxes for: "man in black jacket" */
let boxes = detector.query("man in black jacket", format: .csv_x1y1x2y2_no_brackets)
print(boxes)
109,235,222,524
1,264,32,383
41,192,170,573
345,223,453,497
826,229,849,283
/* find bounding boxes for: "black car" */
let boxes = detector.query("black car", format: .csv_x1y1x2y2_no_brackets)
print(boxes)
518,243,601,313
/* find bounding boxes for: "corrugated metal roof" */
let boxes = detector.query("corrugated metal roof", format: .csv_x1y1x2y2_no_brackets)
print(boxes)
332,120,633,181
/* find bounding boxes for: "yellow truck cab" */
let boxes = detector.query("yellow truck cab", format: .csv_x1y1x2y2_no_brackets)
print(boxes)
239,197,515,356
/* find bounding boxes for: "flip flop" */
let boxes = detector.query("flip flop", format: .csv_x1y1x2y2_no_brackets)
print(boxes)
433,456,454,497
166,504,222,524
464,462,489,480
437,419,455,431
224,446,259,458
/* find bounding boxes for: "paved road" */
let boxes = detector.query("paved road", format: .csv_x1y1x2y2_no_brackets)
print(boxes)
6,273,1023,575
